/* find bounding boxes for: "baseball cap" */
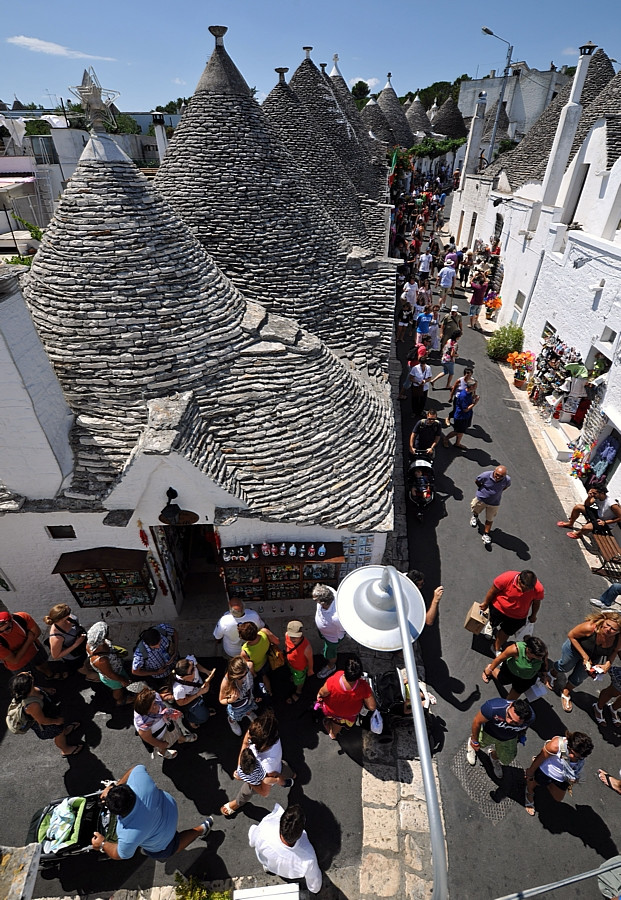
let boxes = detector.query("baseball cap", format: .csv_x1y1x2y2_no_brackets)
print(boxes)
451,305,459,311
286,620,304,638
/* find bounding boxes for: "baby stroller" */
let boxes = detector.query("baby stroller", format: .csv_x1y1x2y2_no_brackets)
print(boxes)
27,787,116,870
369,667,440,752
407,454,435,521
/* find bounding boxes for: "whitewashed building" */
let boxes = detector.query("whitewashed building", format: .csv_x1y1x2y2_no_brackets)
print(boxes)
450,44,621,498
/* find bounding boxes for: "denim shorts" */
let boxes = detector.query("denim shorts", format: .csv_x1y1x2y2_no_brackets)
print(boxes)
142,831,180,860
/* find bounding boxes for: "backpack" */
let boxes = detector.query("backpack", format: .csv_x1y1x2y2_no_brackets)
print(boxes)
0,613,29,651
6,693,42,734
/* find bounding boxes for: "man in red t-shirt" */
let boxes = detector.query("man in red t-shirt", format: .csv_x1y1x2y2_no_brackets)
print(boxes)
316,655,376,740
0,610,55,677
479,571,544,656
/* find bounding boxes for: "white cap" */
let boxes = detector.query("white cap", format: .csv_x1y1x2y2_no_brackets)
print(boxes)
451,305,459,311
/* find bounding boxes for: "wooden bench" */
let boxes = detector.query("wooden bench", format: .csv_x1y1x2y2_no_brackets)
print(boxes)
590,533,621,580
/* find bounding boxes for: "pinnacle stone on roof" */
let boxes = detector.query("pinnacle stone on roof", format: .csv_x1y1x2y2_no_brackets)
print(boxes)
262,68,369,247
377,75,414,147
428,98,439,122
154,28,391,372
21,133,395,529
406,95,433,134
431,96,468,139
289,53,386,200
361,99,397,146
487,49,615,189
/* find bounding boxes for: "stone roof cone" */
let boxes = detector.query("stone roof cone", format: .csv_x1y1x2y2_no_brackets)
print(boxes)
22,132,245,497
482,100,511,142
406,95,433,134
361,98,397,146
329,53,377,153
431,96,468,139
154,27,363,360
21,133,395,528
289,48,386,200
262,67,369,247
487,48,615,189
377,74,414,147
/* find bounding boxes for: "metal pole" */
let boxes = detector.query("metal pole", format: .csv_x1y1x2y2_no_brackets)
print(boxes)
386,565,448,900
493,857,621,899
488,42,513,164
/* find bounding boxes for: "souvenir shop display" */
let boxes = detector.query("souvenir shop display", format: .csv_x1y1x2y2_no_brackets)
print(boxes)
220,542,345,602
528,336,585,418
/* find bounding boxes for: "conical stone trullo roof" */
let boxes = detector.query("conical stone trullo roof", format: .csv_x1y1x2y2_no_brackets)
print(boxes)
406,95,433,134
289,51,386,201
482,100,511,142
431,96,468,139
329,55,377,155
361,99,397,146
262,68,369,248
22,133,395,529
154,27,374,364
487,49,615,190
377,75,414,147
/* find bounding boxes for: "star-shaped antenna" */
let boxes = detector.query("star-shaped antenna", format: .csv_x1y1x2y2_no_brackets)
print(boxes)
69,67,120,132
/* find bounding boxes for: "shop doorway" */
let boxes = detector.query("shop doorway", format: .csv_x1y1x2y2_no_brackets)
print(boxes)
150,524,227,617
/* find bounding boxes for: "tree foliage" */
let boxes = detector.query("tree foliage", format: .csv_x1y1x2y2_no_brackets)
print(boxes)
352,80,370,100
404,74,471,110
25,120,51,136
155,98,188,114
112,113,141,134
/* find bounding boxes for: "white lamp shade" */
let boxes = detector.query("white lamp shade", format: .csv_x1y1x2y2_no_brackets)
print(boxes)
336,565,426,652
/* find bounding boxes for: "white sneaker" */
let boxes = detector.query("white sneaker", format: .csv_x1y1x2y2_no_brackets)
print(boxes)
482,533,491,545
228,717,242,736
490,755,503,779
470,515,479,528
482,620,494,638
590,598,614,609
466,739,477,766
317,664,336,679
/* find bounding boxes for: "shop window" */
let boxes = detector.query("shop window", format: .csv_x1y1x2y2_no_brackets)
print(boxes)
52,547,156,608
512,290,526,324
46,525,76,540
541,321,557,341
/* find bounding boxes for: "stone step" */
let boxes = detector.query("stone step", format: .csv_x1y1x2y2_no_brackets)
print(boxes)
557,420,582,445
543,425,572,461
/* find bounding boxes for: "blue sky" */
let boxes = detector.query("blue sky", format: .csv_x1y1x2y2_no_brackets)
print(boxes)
2,0,620,111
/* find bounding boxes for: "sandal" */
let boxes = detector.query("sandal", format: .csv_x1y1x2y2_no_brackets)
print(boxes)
481,669,491,684
62,742,84,758
598,769,621,795
63,721,81,735
524,785,536,816
566,532,581,540
556,521,571,528
592,702,605,724
220,802,237,818
561,693,573,712
46,670,69,681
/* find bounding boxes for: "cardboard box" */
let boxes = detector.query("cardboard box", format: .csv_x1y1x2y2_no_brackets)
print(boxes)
464,601,489,634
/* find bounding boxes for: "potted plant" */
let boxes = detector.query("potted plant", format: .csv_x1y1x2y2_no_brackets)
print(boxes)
484,292,502,320
507,351,535,388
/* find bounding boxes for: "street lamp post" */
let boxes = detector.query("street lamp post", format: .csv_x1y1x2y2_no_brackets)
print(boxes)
482,26,514,164
336,565,448,900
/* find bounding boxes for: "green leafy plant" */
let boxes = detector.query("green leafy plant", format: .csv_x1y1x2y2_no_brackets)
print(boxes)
13,216,43,242
4,255,33,266
486,323,524,360
174,873,231,900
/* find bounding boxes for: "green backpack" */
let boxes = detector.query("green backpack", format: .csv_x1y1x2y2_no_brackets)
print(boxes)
5,694,41,734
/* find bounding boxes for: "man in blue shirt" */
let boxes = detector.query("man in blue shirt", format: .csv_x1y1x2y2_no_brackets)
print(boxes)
467,698,534,780
470,465,511,545
91,765,212,859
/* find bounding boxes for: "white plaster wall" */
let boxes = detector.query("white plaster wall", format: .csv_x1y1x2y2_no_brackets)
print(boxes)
0,284,73,497
459,70,568,137
0,509,176,624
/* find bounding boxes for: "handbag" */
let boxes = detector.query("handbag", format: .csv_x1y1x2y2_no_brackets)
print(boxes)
267,643,285,670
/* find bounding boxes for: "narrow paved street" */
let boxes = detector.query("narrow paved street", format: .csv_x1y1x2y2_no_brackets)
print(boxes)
401,275,620,898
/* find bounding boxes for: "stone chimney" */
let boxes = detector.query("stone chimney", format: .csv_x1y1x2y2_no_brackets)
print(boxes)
462,91,487,176
541,40,597,208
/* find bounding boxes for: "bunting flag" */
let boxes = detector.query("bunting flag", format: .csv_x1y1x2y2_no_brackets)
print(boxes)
388,149,398,187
